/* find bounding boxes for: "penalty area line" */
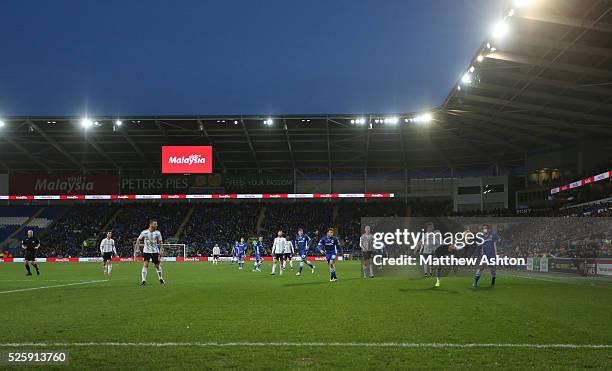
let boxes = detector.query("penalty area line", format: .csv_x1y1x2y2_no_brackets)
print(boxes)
0,280,107,295
0,342,610,349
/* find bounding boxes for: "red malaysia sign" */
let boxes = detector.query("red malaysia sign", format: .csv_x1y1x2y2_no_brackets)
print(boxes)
161,146,213,174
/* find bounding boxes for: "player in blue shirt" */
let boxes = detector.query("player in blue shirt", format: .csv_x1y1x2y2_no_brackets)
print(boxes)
234,238,248,270
472,224,499,288
230,240,237,265
252,236,265,272
294,228,315,276
317,228,340,282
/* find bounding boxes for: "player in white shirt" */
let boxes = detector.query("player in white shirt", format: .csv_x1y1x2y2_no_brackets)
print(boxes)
415,222,441,277
135,219,165,286
100,231,117,276
360,225,375,278
212,244,221,265
271,230,287,276
283,239,295,271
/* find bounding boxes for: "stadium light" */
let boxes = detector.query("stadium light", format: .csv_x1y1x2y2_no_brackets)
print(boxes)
81,118,93,129
386,117,399,125
492,20,509,39
461,72,472,84
410,113,433,124
477,55,484,62
0,120,4,128
469,65,475,73
264,119,273,126
115,120,122,127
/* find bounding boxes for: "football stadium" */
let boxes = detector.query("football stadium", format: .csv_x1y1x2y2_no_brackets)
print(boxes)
1,0,612,369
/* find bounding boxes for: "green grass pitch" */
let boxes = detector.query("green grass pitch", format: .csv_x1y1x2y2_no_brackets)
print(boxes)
1,261,611,370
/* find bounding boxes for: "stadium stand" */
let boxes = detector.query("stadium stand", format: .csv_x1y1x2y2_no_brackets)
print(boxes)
1,196,608,259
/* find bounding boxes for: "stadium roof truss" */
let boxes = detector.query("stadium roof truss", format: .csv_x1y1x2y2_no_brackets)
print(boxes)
1,0,611,174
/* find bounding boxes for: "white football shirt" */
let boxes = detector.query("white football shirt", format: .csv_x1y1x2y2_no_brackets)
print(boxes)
100,238,116,254
272,237,286,254
138,229,163,254
422,230,442,254
283,240,294,254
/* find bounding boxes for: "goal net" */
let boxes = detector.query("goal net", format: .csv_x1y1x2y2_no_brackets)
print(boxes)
133,243,187,260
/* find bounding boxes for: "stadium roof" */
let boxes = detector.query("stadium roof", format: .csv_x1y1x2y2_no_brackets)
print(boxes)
1,0,611,174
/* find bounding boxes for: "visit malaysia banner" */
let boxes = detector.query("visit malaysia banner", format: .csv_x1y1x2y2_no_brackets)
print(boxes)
9,173,119,195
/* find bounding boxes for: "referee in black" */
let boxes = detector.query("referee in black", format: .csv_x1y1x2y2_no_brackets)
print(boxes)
22,230,41,276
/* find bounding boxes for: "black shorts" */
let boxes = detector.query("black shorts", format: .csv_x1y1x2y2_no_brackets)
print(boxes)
284,253,292,260
143,253,160,264
275,253,284,261
362,251,374,260
103,252,113,262
213,254,219,259
25,251,36,262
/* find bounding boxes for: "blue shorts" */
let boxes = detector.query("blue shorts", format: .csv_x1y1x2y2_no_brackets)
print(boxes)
237,254,244,261
300,254,308,261
325,253,337,263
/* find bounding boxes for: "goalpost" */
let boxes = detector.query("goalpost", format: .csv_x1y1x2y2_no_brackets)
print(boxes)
133,243,187,260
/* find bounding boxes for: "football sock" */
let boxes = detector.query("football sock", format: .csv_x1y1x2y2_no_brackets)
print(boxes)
272,262,276,274
25,264,31,274
108,264,112,274
369,263,374,277
299,262,304,273
141,267,148,282
491,276,496,286
33,263,39,273
156,267,163,280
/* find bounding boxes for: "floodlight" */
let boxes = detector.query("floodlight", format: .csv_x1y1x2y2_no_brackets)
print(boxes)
492,20,509,39
81,118,93,129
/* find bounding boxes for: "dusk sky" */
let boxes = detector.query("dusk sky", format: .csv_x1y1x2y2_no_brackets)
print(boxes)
0,0,503,116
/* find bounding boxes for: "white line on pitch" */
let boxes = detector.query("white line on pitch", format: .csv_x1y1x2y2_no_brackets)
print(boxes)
0,280,107,295
0,342,610,349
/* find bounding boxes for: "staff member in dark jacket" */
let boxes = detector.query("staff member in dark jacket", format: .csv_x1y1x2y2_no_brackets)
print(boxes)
22,230,41,276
